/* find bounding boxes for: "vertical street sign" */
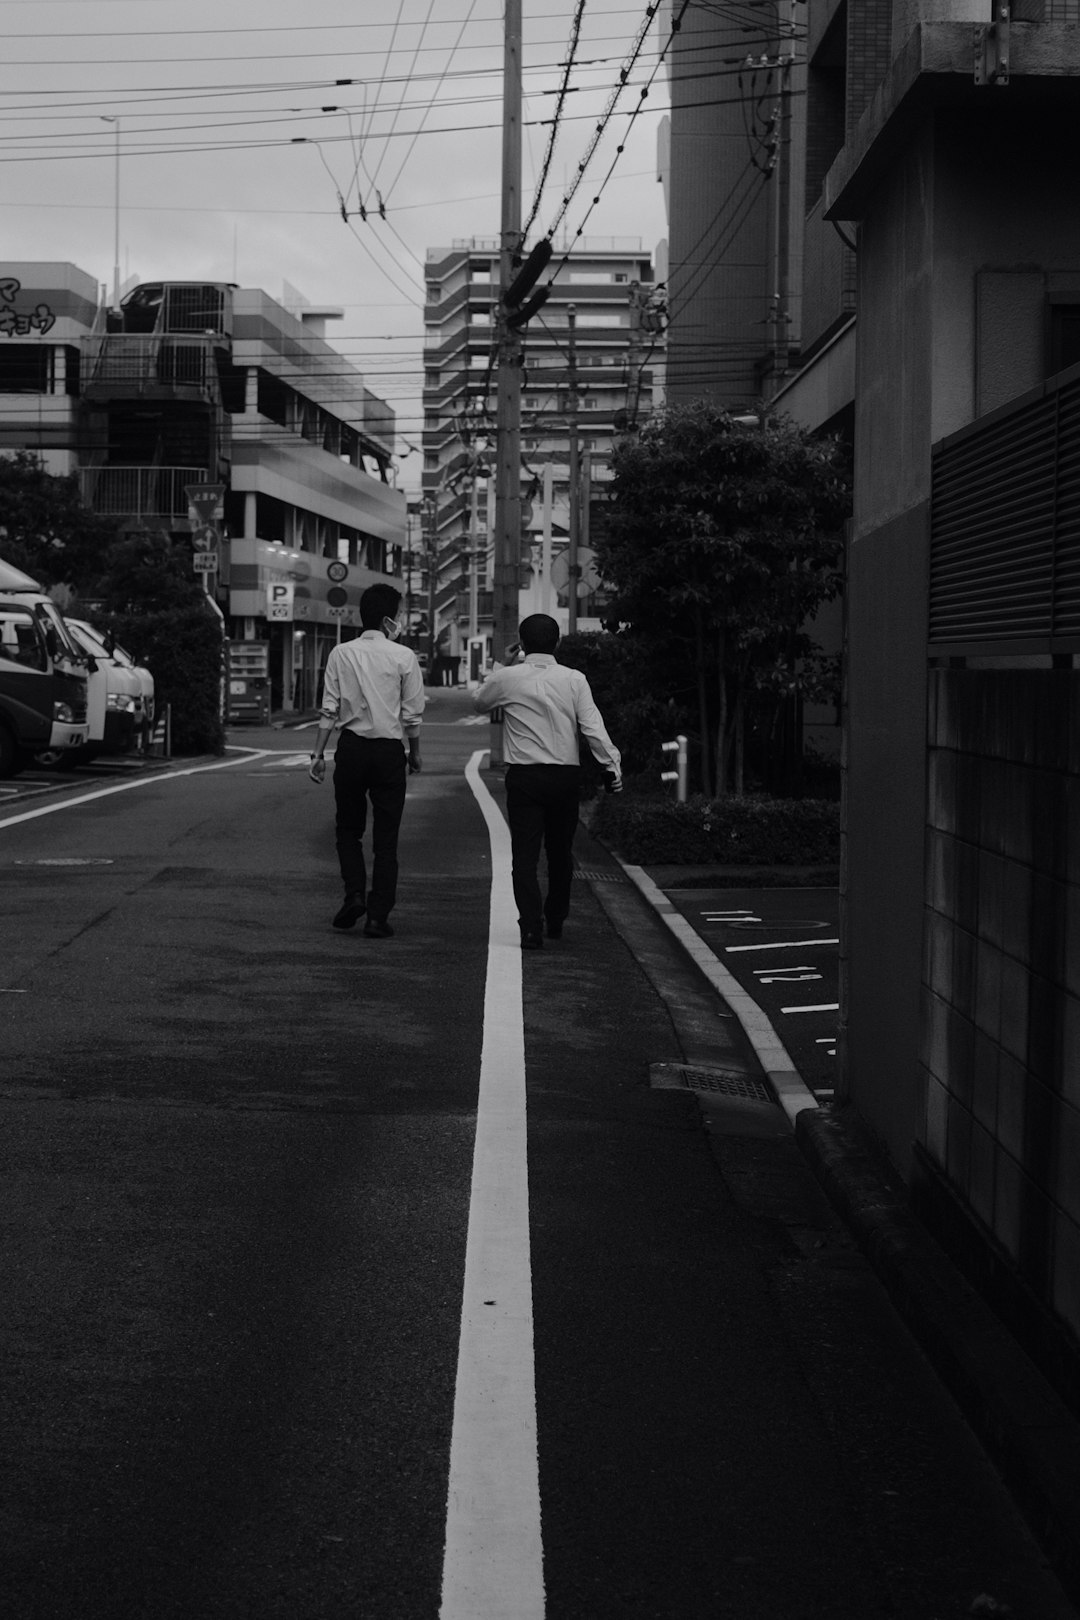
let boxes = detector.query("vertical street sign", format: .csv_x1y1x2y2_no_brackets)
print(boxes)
266,582,294,621
185,483,226,545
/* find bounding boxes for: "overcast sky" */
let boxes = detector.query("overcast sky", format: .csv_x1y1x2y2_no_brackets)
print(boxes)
3,0,671,488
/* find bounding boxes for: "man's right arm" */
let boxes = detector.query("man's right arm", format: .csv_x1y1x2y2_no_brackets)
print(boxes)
573,673,622,787
473,667,506,715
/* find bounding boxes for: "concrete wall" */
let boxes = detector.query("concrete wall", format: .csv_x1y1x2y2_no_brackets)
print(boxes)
844,505,930,1175
921,669,1080,1368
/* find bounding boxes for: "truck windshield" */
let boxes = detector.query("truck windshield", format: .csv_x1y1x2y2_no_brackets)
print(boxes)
37,600,83,662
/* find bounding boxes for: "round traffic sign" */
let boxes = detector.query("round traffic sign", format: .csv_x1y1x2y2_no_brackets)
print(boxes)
326,585,348,608
327,561,349,583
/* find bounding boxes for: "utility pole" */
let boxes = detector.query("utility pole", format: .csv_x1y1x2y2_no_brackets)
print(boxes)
492,0,523,671
566,303,580,635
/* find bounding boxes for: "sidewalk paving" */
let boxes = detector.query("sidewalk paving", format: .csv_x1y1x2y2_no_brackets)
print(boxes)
588,841,1080,1612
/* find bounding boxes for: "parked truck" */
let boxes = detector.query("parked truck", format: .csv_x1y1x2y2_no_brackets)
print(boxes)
0,558,89,777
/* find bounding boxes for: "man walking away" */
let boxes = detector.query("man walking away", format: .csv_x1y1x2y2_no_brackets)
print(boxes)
473,613,621,949
309,584,424,938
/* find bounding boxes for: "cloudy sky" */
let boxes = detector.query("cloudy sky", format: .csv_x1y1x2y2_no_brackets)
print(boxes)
3,0,671,487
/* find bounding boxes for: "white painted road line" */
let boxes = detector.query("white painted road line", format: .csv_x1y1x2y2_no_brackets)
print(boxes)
780,1002,840,1015
442,752,544,1620
725,937,839,954
0,750,273,832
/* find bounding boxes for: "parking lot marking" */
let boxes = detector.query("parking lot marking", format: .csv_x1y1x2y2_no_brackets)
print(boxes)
441,752,543,1620
780,1002,840,1015
753,967,823,984
725,937,839,953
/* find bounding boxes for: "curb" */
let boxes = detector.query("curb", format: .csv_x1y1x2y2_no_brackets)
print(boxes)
614,860,820,1126
604,847,1080,1610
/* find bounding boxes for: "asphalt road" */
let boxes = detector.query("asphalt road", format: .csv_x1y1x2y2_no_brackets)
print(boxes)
1,688,1074,1619
662,886,840,1096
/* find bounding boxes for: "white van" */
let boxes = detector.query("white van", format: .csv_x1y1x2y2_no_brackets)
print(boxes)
58,621,140,762
0,558,89,775
67,619,154,742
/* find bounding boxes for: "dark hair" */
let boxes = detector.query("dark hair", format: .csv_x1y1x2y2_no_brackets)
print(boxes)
360,583,402,629
519,613,560,654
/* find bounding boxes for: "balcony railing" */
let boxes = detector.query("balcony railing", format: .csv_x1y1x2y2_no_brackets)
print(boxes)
80,465,207,520
85,335,213,393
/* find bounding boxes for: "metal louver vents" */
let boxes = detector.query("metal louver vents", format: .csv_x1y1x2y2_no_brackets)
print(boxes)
930,365,1080,648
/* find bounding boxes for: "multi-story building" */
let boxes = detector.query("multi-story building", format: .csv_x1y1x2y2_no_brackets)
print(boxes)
0,264,406,710
742,0,1080,1453
421,237,663,670
658,0,804,409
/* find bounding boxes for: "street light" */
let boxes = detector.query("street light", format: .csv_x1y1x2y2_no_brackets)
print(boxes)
99,116,120,312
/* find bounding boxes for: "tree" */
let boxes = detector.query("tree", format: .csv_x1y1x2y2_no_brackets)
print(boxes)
0,451,116,589
597,402,850,797
90,530,225,755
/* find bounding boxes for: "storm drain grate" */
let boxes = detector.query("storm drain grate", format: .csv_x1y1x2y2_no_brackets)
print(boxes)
650,1062,775,1104
577,867,625,882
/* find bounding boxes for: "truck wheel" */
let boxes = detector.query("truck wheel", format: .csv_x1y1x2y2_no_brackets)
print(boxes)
0,726,27,779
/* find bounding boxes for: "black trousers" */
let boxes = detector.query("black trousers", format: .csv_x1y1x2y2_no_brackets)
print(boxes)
504,763,581,937
332,732,407,919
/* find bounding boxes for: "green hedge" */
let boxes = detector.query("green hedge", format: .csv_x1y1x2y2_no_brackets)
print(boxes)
590,791,840,866
90,604,225,756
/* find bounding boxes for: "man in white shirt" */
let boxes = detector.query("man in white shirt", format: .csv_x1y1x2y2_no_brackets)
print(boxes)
309,584,425,937
473,613,621,948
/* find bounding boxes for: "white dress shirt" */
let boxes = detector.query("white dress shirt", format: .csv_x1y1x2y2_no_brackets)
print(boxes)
319,631,425,741
473,653,621,775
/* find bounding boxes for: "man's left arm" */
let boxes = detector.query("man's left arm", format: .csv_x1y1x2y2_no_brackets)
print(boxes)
309,654,341,782
402,653,425,773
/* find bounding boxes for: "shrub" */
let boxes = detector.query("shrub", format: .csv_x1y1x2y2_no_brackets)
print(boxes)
91,604,225,755
557,630,694,779
590,790,840,866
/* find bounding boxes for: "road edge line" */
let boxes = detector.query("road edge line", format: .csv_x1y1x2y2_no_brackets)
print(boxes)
0,751,274,831
616,861,820,1125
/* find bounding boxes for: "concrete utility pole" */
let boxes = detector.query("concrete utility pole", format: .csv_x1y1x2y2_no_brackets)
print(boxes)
492,0,523,670
566,303,580,634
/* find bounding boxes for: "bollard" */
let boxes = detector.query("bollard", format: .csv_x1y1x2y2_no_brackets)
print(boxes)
660,733,688,802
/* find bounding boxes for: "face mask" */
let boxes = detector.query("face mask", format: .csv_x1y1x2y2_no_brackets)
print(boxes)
383,616,402,641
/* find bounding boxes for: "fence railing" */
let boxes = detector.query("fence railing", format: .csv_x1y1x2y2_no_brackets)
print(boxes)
79,465,207,519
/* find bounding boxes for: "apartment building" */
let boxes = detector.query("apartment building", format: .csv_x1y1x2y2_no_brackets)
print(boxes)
421,237,663,668
0,265,406,709
759,0,1080,1424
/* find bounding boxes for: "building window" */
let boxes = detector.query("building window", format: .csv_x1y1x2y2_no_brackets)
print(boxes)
0,344,51,392
425,283,440,303
1049,303,1080,376
425,369,440,386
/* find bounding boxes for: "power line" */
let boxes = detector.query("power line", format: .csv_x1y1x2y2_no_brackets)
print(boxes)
521,0,586,243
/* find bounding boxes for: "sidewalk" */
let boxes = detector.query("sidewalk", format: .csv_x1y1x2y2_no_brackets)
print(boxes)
587,840,1080,1611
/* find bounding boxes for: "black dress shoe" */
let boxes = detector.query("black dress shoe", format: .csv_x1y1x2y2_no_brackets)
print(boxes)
545,919,563,939
364,916,394,938
520,932,543,949
332,893,366,930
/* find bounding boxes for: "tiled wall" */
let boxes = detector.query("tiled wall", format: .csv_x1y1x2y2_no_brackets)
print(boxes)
921,669,1080,1349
